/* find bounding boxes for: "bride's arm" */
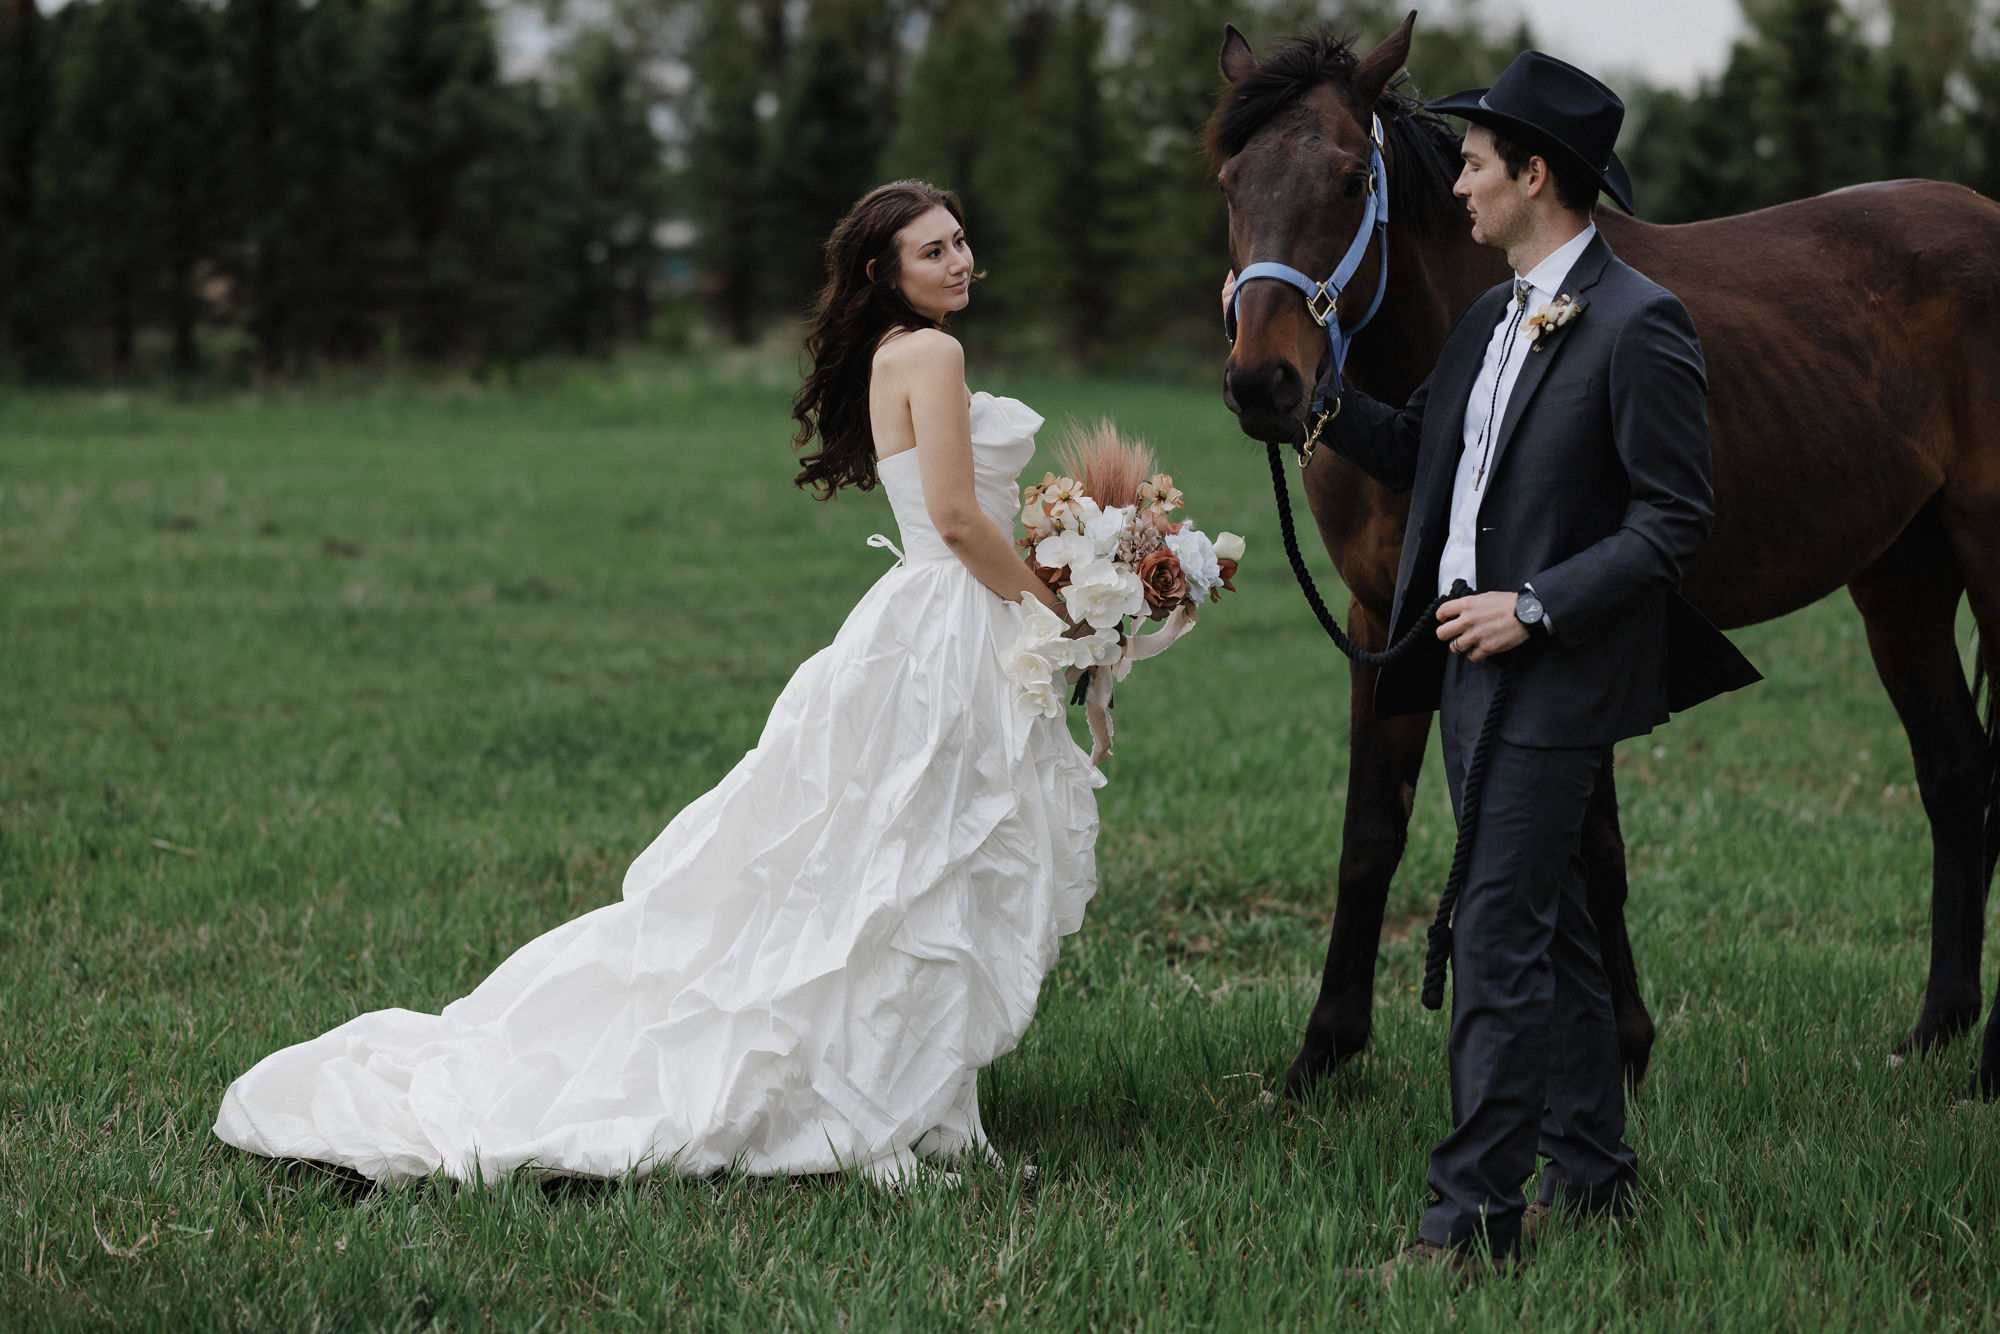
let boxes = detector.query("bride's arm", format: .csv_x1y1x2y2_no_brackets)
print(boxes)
897,332,1067,617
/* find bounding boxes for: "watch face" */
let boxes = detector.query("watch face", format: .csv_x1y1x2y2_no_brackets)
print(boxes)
1518,593,1544,624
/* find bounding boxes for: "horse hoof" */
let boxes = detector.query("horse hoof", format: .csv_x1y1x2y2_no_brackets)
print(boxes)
1282,1048,1353,1101
1894,1010,1977,1059
1281,1057,1325,1101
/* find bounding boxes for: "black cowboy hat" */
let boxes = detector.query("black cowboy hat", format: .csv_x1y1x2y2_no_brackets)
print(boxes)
1428,50,1635,215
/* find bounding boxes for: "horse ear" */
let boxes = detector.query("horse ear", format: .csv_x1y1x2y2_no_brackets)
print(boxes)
1352,11,1417,109
1219,23,1256,83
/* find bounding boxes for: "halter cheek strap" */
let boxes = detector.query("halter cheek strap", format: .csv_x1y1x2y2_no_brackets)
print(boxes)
1225,115,1391,437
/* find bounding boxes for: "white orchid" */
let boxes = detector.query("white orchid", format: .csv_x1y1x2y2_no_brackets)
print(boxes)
1006,641,1061,687
1166,528,1223,605
1062,559,1147,629
1069,624,1124,668
1001,601,1071,716
1035,530,1098,571
1015,598,1068,642
1018,673,1066,718
1083,503,1134,558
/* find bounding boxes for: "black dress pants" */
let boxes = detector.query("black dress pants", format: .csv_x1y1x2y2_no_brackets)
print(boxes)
1418,652,1638,1257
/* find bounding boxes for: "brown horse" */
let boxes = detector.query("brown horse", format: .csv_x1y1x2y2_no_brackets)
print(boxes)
1211,14,2000,1098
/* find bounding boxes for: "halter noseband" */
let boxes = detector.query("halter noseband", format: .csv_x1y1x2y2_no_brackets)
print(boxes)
1225,114,1390,465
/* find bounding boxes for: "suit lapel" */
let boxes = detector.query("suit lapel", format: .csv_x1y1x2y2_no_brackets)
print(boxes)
1482,232,1614,483
1390,284,1510,636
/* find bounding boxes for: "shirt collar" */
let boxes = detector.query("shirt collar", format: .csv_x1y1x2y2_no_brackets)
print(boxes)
1517,223,1597,306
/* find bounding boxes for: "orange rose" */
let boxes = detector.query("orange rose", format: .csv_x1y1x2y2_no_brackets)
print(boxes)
1135,548,1188,617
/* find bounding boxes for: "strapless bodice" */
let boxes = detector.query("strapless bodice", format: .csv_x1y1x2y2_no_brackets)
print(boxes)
877,392,1042,565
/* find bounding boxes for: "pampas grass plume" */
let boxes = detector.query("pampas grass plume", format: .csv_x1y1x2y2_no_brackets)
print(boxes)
1053,419,1156,510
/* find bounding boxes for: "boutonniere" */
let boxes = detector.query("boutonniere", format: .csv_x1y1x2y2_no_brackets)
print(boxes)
1521,294,1584,351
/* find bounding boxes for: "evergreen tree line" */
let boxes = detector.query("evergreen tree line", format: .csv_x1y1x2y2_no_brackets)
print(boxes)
0,0,665,378
1628,0,2000,224
5,0,1999,380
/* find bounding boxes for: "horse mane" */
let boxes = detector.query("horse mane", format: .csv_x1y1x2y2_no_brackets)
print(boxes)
1204,26,1465,234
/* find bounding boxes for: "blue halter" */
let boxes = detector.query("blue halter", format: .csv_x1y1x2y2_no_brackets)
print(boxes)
1226,115,1390,435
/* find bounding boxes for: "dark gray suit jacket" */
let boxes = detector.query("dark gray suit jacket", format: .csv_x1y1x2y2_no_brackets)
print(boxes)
1332,232,1759,747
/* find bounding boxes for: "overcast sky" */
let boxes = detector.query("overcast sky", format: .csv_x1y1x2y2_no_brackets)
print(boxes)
1503,0,1748,89
33,0,1755,93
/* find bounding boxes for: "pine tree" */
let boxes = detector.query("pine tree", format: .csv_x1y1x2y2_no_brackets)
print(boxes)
684,0,780,344
218,0,307,374
547,26,668,353
289,0,391,361
1013,0,1128,363
758,0,892,322
48,0,223,375
374,0,523,361
0,0,52,376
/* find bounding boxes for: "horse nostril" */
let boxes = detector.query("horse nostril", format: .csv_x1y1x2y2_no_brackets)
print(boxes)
1227,360,1303,419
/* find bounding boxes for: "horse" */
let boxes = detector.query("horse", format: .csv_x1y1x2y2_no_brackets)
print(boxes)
1210,13,2000,1099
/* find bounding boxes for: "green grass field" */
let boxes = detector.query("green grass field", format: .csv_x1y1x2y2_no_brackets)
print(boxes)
4,360,1995,1331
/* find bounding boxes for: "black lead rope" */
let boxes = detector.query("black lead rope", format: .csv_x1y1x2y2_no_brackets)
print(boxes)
1264,440,1516,1012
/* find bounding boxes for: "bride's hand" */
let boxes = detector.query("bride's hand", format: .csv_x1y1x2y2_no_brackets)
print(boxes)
1220,270,1237,320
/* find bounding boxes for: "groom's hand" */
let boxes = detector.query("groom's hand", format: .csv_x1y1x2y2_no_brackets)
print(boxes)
1220,270,1237,320
1437,592,1528,661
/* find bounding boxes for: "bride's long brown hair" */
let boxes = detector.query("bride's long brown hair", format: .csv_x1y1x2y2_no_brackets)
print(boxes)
791,181,980,500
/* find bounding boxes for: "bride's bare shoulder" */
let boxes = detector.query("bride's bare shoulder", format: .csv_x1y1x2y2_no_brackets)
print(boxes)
872,327,963,381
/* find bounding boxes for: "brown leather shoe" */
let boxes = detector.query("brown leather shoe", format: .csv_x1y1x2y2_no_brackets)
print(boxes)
1521,1200,1555,1247
1347,1239,1494,1288
1521,1199,1634,1249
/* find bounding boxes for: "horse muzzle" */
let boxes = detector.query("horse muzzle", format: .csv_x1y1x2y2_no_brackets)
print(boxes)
1223,355,1310,444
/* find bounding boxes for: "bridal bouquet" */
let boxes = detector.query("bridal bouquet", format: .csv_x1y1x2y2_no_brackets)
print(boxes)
1004,421,1244,762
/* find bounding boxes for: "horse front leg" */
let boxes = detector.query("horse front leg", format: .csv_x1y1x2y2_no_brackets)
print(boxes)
1284,598,1433,1099
1578,760,1656,1087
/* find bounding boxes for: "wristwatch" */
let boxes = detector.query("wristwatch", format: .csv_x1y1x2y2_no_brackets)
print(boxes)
1515,585,1550,636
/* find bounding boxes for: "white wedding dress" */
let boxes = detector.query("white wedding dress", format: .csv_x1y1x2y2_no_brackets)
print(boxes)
214,392,1102,1184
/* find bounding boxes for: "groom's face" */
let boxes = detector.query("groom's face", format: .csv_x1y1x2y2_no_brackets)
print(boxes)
1454,126,1531,254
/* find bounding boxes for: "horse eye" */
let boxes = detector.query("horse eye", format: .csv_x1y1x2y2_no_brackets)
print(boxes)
1342,174,1366,201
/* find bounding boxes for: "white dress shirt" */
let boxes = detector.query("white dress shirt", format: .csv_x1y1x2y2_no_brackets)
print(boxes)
1437,223,1598,599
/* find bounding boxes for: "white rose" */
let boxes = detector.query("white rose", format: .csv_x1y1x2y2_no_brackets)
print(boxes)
1212,531,1246,562
1166,529,1222,605
1061,560,1147,629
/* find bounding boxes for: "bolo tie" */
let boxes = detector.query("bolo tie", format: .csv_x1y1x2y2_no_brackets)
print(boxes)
1473,278,1535,489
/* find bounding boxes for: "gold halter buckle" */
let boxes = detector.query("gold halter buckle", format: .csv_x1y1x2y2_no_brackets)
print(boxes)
1297,397,1340,469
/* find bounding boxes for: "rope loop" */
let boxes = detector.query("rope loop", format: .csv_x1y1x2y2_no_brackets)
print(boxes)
1264,437,1516,1015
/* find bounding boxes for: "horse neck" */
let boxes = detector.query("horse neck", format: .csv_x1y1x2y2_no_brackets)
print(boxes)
1344,217,1507,407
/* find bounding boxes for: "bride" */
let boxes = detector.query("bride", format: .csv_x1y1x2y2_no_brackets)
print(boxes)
214,180,1103,1185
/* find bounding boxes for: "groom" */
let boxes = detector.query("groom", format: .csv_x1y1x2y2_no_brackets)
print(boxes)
1323,52,1757,1277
